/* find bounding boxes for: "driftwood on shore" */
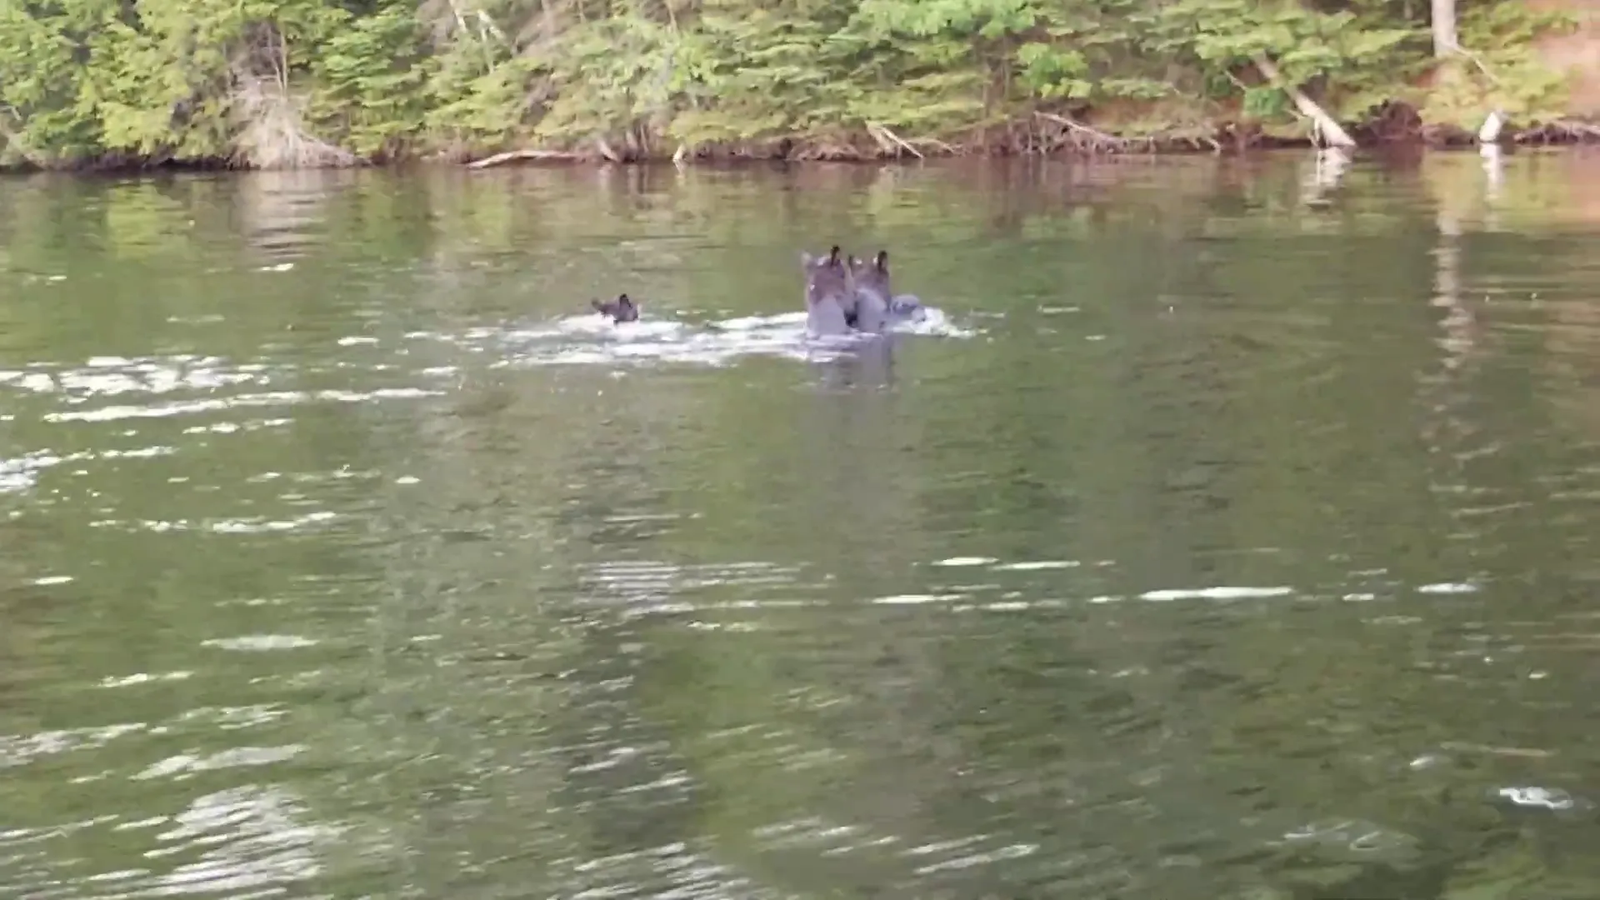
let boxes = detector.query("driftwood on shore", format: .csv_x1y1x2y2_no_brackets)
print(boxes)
1250,52,1357,149
1031,112,1185,153
466,148,584,169
445,109,1600,171
1516,119,1600,143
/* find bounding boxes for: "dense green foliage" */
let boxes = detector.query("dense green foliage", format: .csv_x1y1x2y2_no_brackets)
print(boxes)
0,0,1581,167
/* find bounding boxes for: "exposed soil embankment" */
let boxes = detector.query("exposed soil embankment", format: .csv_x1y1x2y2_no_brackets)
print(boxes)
1532,0,1600,115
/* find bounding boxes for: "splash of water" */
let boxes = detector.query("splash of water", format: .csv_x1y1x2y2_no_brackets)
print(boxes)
411,305,977,369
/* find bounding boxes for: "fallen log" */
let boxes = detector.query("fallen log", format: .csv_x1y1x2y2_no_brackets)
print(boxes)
466,148,582,169
1251,52,1357,149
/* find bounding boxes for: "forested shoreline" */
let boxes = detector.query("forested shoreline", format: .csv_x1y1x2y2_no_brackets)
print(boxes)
0,0,1592,171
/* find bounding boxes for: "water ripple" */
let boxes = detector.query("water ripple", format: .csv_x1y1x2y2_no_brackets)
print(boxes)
5,156,1600,900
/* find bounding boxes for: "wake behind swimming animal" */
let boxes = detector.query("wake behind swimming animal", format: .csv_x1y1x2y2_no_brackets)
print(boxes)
591,294,639,323
801,245,852,336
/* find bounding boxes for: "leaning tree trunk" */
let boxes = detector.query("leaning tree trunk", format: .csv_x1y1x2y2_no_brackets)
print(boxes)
1432,0,1458,56
1251,53,1357,148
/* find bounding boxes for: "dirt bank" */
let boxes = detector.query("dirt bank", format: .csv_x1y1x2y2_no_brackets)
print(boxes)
1532,0,1600,115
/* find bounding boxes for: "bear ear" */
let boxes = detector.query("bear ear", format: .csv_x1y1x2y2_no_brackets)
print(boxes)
828,245,841,264
875,250,889,271
800,250,816,268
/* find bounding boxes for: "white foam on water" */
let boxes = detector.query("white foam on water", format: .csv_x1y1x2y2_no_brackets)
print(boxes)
0,723,146,767
413,307,975,369
209,511,338,533
99,671,192,689
201,635,319,651
1496,786,1577,810
515,313,695,341
133,744,306,780
1417,582,1479,594
0,452,63,492
890,305,976,338
713,311,809,331
89,511,338,534
872,593,969,605
0,445,177,493
992,560,1081,571
0,356,269,397
932,556,998,567
43,387,443,423
1140,586,1295,602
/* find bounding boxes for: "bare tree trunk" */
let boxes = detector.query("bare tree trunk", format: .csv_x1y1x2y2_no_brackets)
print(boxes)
1432,0,1458,57
1251,53,1357,148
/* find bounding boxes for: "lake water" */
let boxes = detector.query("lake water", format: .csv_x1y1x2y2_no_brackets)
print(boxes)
2,149,1599,900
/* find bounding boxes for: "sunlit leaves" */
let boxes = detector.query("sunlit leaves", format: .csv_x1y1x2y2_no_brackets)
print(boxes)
855,0,1042,39
1017,43,1091,100
1097,78,1171,101
313,6,433,157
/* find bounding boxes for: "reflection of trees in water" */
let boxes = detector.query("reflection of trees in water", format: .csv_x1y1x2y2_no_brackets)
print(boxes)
623,599,1037,897
1535,238,1600,444
883,283,1362,894
0,516,65,702
1414,183,1561,579
1179,172,1600,899
1164,187,1501,895
357,381,575,890
1410,153,1600,532
232,170,357,264
850,614,1227,895
0,493,401,890
794,347,924,581
0,175,121,262
359,355,742,894
557,359,1042,894
11,150,1600,897
1419,208,1488,542
845,171,1572,896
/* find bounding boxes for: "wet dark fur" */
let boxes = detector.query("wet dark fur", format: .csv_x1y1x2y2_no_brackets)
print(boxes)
802,245,850,308
801,244,855,335
846,250,890,328
591,294,639,323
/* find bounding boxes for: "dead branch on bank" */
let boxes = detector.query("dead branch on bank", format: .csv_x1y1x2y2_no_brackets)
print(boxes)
229,27,358,170
231,76,359,169
466,148,583,168
1435,38,1502,86
1250,52,1357,149
793,141,864,161
1515,119,1600,143
866,122,924,159
0,114,47,169
594,136,623,163
1033,112,1148,153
